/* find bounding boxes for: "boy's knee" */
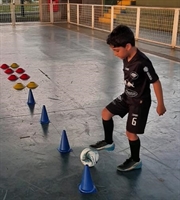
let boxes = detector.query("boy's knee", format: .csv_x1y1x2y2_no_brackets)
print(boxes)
101,108,106,119
101,108,113,121
126,131,138,141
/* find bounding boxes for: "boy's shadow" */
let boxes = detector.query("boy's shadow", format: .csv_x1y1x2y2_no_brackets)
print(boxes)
116,169,142,197
116,168,142,178
116,168,142,183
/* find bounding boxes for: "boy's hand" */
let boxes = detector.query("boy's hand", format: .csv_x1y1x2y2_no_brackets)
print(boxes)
153,80,166,116
156,104,166,116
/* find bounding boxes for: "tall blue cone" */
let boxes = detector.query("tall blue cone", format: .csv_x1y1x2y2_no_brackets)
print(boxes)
79,165,97,194
58,130,72,153
27,89,35,105
40,105,50,124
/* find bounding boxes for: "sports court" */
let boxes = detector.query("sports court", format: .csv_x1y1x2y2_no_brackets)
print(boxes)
0,22,180,200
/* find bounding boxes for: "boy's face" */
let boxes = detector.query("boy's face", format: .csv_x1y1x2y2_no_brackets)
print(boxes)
110,44,131,59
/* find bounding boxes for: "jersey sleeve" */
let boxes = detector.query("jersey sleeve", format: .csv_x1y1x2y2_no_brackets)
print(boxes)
142,61,159,83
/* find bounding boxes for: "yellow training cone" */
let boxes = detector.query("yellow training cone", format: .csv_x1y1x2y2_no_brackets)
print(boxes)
26,82,38,89
11,63,19,69
13,83,25,90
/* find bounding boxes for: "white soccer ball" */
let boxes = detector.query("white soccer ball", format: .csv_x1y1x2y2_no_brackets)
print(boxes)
80,147,99,167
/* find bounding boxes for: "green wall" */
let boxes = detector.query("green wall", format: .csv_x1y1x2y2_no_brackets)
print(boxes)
104,0,117,5
136,0,180,8
82,0,102,4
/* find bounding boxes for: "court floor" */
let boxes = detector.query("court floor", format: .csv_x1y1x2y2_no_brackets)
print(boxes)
0,23,180,200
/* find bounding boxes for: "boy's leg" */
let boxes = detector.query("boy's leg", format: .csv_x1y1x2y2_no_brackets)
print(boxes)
117,132,142,171
90,108,115,151
90,95,128,151
126,131,140,162
117,99,151,171
102,108,114,144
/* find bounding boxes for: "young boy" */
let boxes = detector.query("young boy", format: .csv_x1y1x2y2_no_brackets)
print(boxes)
90,25,166,172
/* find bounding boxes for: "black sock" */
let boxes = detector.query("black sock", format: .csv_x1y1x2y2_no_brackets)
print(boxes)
102,118,114,144
129,138,141,162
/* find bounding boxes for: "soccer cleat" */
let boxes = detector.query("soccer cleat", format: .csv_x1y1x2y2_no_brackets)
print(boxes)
89,140,115,151
117,157,142,172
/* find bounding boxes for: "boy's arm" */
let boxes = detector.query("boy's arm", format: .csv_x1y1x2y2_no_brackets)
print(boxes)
152,80,166,116
153,80,166,115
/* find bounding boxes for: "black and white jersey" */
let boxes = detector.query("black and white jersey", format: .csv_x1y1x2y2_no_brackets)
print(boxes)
123,49,159,104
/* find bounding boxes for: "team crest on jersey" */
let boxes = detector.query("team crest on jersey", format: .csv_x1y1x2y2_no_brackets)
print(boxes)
143,66,152,80
125,80,134,88
130,72,139,80
125,89,138,97
143,66,148,72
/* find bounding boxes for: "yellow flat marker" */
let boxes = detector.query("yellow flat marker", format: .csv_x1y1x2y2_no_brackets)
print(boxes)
13,83,25,90
26,82,38,89
11,63,19,69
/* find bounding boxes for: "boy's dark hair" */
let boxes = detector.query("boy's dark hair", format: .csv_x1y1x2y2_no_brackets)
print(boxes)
106,25,135,47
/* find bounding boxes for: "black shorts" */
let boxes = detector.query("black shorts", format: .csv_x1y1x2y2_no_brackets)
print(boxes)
106,95,151,134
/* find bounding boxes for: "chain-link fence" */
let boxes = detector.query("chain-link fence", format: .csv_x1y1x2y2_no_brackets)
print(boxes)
68,5,180,48
0,3,40,23
0,3,179,48
177,11,180,46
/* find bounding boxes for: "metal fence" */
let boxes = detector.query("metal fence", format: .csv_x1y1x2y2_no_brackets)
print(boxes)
0,3,40,23
0,3,179,48
67,4,180,48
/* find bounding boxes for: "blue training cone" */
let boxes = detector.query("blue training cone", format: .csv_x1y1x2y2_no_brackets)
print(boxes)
58,130,72,153
79,165,96,194
40,105,50,124
27,89,35,105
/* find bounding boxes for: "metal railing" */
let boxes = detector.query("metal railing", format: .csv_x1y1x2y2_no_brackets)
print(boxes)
0,3,40,24
67,4,180,48
0,2,179,48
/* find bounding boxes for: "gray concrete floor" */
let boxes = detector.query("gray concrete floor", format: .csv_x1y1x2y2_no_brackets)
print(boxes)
56,23,180,63
0,23,180,200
